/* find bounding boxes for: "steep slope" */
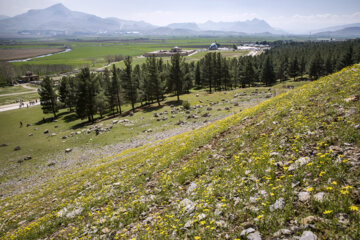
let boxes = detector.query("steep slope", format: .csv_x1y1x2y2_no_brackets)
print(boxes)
1,65,359,239
315,27,360,38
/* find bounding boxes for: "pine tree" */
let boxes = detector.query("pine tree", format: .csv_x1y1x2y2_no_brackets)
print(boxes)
121,56,137,111
76,68,98,122
38,76,58,118
289,57,299,81
111,64,122,114
169,53,183,101
260,56,276,86
146,55,162,106
58,76,70,110
195,62,201,87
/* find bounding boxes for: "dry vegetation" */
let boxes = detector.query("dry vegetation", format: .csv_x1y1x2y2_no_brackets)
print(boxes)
0,48,65,61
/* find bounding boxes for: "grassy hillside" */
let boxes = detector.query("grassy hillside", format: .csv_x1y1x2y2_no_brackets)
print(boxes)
1,65,359,239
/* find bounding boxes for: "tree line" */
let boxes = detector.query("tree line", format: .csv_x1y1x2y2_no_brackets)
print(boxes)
38,39,360,122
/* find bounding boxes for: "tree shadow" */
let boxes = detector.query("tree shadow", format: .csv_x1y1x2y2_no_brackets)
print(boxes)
142,105,164,113
63,113,79,123
164,100,183,107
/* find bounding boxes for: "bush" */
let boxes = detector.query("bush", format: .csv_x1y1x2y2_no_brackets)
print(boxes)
182,100,190,110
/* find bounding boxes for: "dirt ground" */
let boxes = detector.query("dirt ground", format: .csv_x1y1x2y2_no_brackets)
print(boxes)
0,48,65,61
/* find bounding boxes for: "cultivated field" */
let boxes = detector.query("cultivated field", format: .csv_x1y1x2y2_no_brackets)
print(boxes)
0,47,66,61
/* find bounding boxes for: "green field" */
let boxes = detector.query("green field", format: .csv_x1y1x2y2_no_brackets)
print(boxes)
6,38,254,70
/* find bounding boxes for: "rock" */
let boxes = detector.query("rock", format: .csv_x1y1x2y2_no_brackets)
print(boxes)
62,136,67,139
234,102,239,106
248,231,262,240
65,148,72,153
54,125,58,128
184,220,192,228
18,220,27,226
43,129,49,134
48,162,55,167
222,98,226,101
337,213,350,225
270,198,285,212
26,123,30,127
313,192,326,202
300,231,317,240
24,156,32,161
207,107,212,111
162,117,168,121
147,129,153,133
225,107,230,110
179,198,195,214
202,112,210,117
0,143,8,147
28,133,33,136
51,133,57,136
102,227,110,234
215,220,227,228
14,146,21,151
185,110,190,114
273,229,292,237
112,120,118,124
66,207,83,218
288,157,311,171
187,182,197,194
198,213,206,220
154,113,159,117
298,192,311,202
17,159,23,163
76,131,81,135
196,94,199,97
240,228,256,236
129,111,134,116
301,216,317,225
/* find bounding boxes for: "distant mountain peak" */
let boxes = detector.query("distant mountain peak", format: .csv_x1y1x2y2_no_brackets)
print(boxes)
46,3,69,11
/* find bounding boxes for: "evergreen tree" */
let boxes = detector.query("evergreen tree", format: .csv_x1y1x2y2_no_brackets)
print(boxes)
289,57,299,81
195,62,201,87
111,64,122,114
38,76,58,118
58,76,70,110
298,56,306,79
146,55,162,106
243,59,256,87
337,46,353,70
121,56,137,111
76,68,98,122
169,53,183,101
261,56,276,86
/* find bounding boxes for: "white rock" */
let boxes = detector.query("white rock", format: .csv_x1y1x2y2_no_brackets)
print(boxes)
198,213,206,220
289,157,311,171
248,231,262,240
314,192,326,202
241,228,255,236
300,230,317,240
187,182,197,194
298,192,311,202
270,198,285,212
179,198,195,214
66,207,83,218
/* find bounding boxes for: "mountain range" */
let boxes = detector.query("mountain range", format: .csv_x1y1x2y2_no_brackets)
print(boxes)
0,3,283,37
0,3,359,38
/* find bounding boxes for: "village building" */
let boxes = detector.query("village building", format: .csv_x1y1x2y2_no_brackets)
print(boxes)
19,71,39,83
144,46,196,57
209,42,219,50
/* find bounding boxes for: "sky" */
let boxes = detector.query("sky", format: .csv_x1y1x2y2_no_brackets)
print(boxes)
0,0,360,33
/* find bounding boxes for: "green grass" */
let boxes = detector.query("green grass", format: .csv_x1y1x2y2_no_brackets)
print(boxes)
0,85,32,95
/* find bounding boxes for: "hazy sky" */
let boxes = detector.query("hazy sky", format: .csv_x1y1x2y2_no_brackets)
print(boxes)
0,0,360,33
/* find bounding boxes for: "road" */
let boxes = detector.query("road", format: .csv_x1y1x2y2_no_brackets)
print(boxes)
0,84,39,112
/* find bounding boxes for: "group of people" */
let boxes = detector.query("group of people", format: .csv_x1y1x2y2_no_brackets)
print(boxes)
18,99,38,109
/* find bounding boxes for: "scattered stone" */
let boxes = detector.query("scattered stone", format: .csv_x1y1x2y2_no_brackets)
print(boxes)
187,182,197,194
62,136,67,139
225,107,230,110
26,123,30,127
48,162,55,167
0,143,8,147
270,198,285,212
14,146,21,151
76,131,81,135
344,95,359,103
273,229,292,237
196,94,199,97
43,129,49,134
313,192,326,202
28,133,33,136
234,102,239,106
298,192,311,202
66,207,83,218
300,231,317,240
65,148,72,153
54,125,58,128
102,228,110,234
301,216,317,225
51,133,57,136
207,107,212,111
179,198,195,214
129,111,134,116
241,228,256,236
202,112,210,118
147,129,153,133
337,213,350,225
18,220,27,226
185,110,190,114
17,159,23,163
112,120,118,124
24,156,32,161
289,157,311,171
248,231,261,240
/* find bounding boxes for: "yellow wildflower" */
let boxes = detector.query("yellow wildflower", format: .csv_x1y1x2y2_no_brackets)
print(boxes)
349,206,358,212
306,187,314,192
194,236,201,240
331,181,337,185
323,210,333,215
256,215,263,219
